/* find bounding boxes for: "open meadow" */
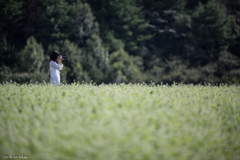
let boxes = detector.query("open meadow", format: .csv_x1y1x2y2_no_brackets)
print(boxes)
0,83,240,160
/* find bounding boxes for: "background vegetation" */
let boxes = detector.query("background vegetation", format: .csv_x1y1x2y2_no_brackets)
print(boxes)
0,0,240,84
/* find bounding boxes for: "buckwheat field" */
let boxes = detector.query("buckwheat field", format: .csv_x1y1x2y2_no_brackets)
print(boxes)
0,82,240,160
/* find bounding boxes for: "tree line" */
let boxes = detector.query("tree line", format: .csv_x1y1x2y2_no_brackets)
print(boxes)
0,0,240,84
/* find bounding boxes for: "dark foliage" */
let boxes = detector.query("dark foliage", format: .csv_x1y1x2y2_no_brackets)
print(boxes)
0,0,239,84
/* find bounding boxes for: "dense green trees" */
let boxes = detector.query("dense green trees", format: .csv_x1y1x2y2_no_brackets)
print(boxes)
0,0,239,84
108,49,144,83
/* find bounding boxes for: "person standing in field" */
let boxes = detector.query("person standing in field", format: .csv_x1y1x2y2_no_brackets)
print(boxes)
49,51,65,85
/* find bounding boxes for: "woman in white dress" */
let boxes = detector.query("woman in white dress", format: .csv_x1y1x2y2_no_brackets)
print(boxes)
49,51,65,85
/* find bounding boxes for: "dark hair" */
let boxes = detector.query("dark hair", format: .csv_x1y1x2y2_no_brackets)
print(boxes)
50,51,60,62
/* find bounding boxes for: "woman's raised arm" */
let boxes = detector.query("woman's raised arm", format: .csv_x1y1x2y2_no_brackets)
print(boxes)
50,61,63,70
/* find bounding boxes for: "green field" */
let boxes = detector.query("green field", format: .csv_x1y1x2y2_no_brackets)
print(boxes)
0,83,240,160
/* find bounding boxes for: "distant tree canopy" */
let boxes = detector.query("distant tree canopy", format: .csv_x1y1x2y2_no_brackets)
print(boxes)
0,0,239,84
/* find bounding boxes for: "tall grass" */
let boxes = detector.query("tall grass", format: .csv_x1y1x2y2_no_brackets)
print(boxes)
0,83,239,160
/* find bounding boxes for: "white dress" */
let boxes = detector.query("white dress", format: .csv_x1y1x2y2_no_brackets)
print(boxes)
49,60,63,85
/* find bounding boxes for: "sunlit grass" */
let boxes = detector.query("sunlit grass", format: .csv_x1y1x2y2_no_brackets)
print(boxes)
0,82,240,160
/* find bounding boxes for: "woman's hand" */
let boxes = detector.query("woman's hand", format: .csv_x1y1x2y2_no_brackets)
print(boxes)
57,56,62,65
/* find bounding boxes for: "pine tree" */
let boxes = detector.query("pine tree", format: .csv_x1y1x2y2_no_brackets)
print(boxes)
108,49,143,83
70,1,109,83
0,0,23,49
146,10,192,63
71,2,99,47
218,0,240,58
60,39,85,83
34,0,72,52
0,0,24,65
192,0,232,62
19,36,44,73
0,36,17,68
84,0,152,54
81,34,109,83
21,0,44,40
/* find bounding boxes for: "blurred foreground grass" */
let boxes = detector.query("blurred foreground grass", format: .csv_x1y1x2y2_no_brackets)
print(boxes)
0,83,240,160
